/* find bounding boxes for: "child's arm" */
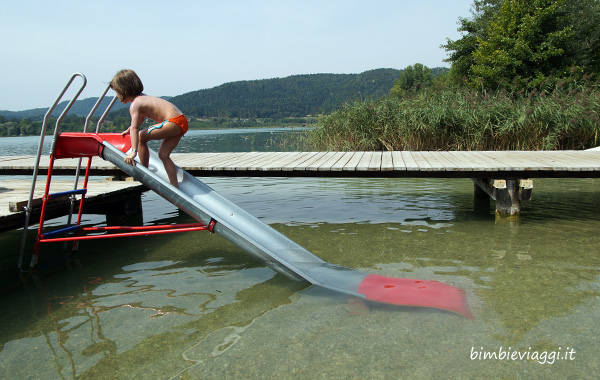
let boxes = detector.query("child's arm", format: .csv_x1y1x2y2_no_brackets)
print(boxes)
122,102,145,165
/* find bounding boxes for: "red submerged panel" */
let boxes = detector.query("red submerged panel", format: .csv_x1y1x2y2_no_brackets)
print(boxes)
357,274,473,319
54,133,131,159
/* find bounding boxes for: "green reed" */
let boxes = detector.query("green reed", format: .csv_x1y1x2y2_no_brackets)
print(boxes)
308,82,600,151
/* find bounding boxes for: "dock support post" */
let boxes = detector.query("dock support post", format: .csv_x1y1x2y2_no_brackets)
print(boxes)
471,178,533,220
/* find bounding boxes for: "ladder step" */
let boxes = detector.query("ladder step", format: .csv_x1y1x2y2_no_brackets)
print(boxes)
48,188,87,200
41,225,82,239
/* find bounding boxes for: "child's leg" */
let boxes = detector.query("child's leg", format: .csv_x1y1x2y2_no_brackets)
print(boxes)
139,123,183,187
158,135,183,187
137,130,150,167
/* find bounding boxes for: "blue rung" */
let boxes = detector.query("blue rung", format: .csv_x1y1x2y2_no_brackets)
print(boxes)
48,188,87,200
42,225,82,239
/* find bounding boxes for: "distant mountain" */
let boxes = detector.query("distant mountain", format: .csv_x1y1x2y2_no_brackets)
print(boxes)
0,97,128,120
170,68,403,119
1,68,449,121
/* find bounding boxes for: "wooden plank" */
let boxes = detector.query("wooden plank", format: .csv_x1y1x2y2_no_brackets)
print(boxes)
551,151,600,171
502,151,547,171
477,151,517,171
410,152,435,171
356,152,374,171
210,152,255,170
184,152,229,170
224,152,265,170
0,179,144,216
343,151,365,171
436,151,468,171
391,151,407,171
420,151,454,171
518,151,558,171
205,153,249,170
381,151,394,171
0,155,34,162
260,152,304,171
316,152,348,171
175,153,219,170
3,151,600,177
329,152,356,171
282,152,318,171
533,151,578,171
468,151,503,171
369,151,383,171
295,152,329,171
246,152,282,171
400,151,420,171
500,151,544,171
251,152,292,171
447,151,489,171
306,152,339,171
10,195,69,212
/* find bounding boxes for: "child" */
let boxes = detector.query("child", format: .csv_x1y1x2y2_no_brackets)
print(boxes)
110,69,188,187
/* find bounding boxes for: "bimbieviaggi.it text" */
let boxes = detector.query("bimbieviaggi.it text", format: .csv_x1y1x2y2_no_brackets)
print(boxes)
470,347,576,365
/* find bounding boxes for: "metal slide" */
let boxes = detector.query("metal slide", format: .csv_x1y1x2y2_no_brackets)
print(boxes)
61,133,472,319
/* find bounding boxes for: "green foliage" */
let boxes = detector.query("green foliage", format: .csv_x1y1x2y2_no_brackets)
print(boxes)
443,0,502,83
390,63,433,97
170,69,401,119
1,70,404,136
0,98,128,120
444,0,600,92
309,79,600,151
0,115,121,137
311,1,600,152
187,116,316,130
471,0,575,90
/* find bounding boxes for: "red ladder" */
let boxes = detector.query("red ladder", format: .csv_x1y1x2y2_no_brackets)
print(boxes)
18,73,206,271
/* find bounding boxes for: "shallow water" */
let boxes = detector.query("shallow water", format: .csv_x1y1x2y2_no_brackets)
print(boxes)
0,130,599,379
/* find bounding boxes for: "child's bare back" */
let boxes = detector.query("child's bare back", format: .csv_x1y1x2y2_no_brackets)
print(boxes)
129,94,183,125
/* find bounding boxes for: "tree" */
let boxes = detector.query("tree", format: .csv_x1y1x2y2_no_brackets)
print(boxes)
566,0,600,74
390,63,433,97
443,0,502,83
444,0,600,91
471,0,575,90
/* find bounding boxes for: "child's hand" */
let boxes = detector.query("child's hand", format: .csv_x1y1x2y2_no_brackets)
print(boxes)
124,151,137,165
122,126,131,136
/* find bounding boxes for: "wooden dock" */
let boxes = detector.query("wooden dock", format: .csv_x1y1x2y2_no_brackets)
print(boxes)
2,150,600,222
0,179,147,233
2,150,600,178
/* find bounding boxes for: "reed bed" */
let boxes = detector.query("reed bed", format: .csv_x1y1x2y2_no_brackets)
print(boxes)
308,83,600,151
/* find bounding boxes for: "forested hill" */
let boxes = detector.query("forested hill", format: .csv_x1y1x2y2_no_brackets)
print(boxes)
2,68,449,120
171,68,402,118
0,97,129,120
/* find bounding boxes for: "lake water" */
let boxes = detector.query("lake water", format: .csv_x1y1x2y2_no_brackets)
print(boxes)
0,128,599,379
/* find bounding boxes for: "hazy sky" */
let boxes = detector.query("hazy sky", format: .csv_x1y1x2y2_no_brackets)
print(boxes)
1,0,474,111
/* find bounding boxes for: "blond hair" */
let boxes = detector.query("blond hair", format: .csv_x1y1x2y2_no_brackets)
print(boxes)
110,69,144,99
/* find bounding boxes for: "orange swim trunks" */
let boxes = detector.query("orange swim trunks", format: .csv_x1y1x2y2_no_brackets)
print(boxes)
147,114,189,136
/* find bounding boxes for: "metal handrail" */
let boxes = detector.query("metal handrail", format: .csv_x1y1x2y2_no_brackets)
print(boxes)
96,95,118,132
68,83,114,214
49,78,88,155
18,73,87,270
85,83,112,133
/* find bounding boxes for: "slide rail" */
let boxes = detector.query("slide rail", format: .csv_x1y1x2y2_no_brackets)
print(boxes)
18,73,87,269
